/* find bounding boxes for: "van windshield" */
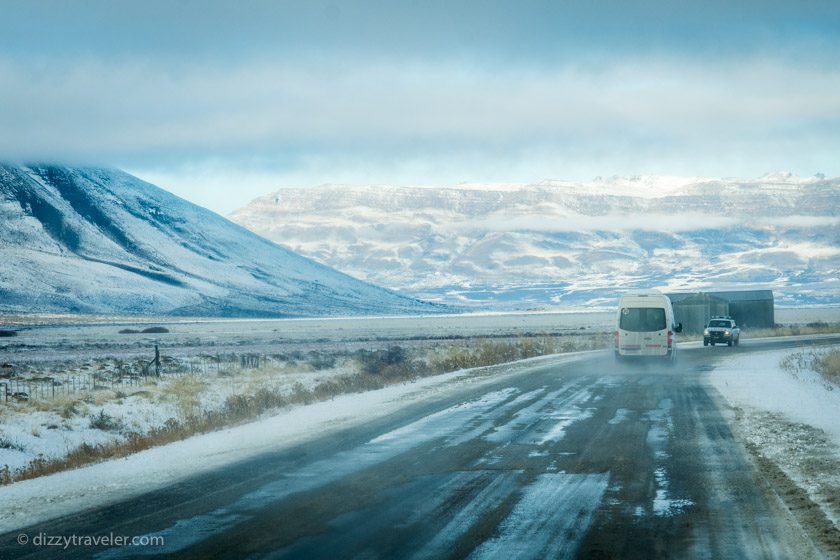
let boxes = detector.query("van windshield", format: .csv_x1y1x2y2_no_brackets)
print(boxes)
620,307,666,332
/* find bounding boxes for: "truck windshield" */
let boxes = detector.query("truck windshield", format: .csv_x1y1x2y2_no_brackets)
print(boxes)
620,307,666,332
708,320,730,328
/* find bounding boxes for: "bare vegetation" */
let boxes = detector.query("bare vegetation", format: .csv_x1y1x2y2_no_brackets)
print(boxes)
0,438,24,452
781,347,840,387
750,321,840,338
1,333,607,484
815,350,840,385
88,410,124,432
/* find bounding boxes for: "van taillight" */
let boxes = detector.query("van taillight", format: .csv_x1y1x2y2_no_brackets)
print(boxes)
614,330,620,347
667,330,673,348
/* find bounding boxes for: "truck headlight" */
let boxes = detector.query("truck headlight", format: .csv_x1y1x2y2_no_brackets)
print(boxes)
703,329,709,335
724,330,730,335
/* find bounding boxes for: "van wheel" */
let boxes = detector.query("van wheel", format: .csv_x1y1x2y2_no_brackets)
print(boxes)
727,339,732,347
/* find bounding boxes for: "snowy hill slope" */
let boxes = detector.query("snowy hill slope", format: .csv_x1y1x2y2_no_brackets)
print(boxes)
229,174,840,308
0,164,441,316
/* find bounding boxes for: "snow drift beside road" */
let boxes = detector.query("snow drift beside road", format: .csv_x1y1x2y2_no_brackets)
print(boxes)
708,346,840,446
708,344,840,530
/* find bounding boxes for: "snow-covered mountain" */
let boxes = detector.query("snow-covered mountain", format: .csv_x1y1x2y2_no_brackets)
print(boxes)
0,164,442,316
229,173,840,308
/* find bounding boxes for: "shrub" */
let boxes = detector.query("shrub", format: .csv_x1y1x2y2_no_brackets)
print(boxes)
306,353,337,370
0,438,24,451
223,394,253,421
311,379,343,400
89,410,123,432
252,387,287,411
815,350,840,385
168,375,206,422
430,346,474,373
60,401,81,419
355,345,409,376
289,382,313,405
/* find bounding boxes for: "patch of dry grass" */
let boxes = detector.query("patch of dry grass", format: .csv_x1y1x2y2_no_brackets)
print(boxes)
165,375,207,422
815,349,840,385
781,348,840,387
750,321,840,338
427,334,607,374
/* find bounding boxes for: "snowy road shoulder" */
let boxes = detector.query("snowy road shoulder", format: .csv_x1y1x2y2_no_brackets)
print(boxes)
706,345,840,533
707,346,840,446
0,351,587,534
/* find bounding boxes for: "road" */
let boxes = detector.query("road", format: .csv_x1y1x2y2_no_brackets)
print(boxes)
3,337,839,559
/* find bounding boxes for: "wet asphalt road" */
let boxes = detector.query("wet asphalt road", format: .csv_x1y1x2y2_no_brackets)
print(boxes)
4,337,839,559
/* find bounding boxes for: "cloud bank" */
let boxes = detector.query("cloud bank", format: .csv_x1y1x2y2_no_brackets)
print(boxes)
2,57,838,163
1,2,838,212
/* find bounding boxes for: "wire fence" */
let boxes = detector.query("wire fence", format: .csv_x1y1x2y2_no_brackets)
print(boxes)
0,349,278,404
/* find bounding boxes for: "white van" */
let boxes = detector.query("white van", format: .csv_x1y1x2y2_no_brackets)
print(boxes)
614,290,682,361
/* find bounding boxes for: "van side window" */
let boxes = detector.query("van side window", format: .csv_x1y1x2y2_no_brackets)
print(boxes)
620,307,666,332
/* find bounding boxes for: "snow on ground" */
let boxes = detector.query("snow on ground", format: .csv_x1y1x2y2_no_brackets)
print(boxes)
0,408,126,472
708,344,840,529
0,363,353,474
0,351,587,534
708,346,840,446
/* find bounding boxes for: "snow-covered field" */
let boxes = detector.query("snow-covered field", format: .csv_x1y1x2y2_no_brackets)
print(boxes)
0,310,616,353
0,352,585,533
708,347,840,446
708,345,840,529
0,359,353,473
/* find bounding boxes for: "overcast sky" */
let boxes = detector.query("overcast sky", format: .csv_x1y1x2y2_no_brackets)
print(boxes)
2,0,839,213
